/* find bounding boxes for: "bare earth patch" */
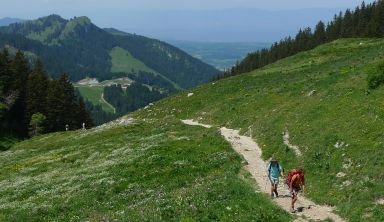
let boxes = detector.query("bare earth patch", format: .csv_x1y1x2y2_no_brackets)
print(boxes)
181,119,212,129
283,131,302,157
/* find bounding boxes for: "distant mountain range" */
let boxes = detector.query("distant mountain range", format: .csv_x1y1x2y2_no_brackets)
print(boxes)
0,17,25,27
0,14,220,90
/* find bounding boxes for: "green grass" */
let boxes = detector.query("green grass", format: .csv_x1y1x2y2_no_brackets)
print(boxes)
3,38,384,221
109,47,181,90
75,85,115,113
148,38,384,222
0,134,18,151
110,47,159,75
0,117,291,221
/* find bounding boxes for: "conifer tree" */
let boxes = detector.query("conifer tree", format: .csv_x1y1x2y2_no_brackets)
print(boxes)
341,9,354,37
8,50,30,136
45,74,73,132
26,60,49,124
45,73,89,132
314,21,327,44
76,97,93,129
0,49,12,97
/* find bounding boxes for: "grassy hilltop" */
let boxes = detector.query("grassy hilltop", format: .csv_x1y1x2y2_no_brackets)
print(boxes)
1,38,384,221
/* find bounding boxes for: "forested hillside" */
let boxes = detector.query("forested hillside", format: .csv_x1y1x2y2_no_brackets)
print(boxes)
220,0,384,79
0,15,221,126
0,15,220,89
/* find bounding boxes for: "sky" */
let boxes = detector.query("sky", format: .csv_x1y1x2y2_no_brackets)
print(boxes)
0,0,376,42
0,0,374,12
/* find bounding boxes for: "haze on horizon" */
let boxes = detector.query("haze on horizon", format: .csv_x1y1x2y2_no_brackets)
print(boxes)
0,0,376,42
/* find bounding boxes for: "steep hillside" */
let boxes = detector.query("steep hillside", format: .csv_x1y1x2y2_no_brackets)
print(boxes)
222,0,384,79
2,39,384,221
155,38,384,221
0,14,220,89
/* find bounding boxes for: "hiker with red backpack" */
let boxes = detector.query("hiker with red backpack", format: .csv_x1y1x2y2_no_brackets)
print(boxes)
286,169,305,213
266,159,284,198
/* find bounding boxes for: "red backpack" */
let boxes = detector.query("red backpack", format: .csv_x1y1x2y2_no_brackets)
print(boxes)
286,169,299,185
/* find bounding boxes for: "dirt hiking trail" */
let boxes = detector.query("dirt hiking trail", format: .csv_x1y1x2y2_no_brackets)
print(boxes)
182,119,345,222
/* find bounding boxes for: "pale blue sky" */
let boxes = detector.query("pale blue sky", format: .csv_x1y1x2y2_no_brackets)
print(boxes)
0,0,374,13
0,0,375,42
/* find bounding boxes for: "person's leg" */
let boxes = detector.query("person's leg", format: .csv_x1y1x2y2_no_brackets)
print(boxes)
274,178,279,197
269,177,274,197
274,184,279,197
291,190,298,212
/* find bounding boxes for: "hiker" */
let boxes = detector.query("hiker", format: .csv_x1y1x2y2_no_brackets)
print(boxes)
287,169,305,213
266,159,284,198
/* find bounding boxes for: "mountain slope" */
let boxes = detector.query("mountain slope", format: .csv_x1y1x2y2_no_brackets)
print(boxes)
155,38,384,222
0,117,291,221
2,39,384,221
0,15,220,89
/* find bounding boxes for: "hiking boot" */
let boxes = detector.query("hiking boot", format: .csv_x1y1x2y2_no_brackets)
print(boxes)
290,208,295,213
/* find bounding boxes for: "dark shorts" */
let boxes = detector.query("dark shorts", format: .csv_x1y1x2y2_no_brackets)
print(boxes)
292,186,302,195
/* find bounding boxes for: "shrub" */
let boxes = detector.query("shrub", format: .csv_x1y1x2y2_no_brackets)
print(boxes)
29,112,46,136
367,62,384,89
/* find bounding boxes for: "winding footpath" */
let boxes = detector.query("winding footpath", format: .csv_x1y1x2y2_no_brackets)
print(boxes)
283,131,302,157
181,119,345,222
101,93,116,114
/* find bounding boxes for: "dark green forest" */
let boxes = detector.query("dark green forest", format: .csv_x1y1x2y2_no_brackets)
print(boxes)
0,50,92,150
219,0,384,79
82,100,117,126
104,82,165,115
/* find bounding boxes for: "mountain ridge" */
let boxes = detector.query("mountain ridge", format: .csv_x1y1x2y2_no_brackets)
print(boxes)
0,14,220,89
0,17,25,27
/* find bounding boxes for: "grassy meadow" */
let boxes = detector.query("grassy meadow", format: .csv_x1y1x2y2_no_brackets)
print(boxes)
0,117,291,221
75,85,115,113
110,47,159,74
150,38,384,221
2,38,384,221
